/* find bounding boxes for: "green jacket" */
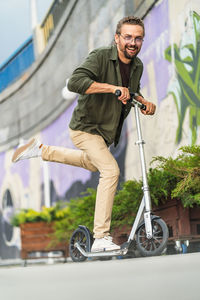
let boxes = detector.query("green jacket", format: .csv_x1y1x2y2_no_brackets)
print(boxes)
68,45,143,146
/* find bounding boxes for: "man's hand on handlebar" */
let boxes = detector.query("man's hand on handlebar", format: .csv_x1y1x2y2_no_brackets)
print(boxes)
113,87,130,104
114,87,156,115
135,95,156,115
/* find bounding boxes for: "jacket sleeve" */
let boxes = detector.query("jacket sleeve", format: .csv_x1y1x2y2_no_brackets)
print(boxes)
67,49,101,95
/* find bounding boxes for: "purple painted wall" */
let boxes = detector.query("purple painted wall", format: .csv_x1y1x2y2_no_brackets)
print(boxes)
139,0,171,103
10,159,30,188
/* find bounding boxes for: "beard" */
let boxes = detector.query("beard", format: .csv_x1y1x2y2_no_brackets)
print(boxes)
123,44,140,59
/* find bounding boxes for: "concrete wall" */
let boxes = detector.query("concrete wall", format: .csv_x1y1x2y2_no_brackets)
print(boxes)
0,0,80,152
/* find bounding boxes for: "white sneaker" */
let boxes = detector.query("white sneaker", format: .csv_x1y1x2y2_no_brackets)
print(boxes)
91,236,120,252
12,138,43,163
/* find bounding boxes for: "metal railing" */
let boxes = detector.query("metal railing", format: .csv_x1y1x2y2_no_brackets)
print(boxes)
0,37,35,93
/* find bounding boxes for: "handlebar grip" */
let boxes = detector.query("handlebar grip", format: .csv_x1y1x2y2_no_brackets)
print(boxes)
115,89,121,97
115,89,146,111
140,103,146,110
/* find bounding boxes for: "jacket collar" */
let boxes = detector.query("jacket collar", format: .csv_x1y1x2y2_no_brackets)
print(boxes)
109,44,141,68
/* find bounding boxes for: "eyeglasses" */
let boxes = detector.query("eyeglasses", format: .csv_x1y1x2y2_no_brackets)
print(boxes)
119,34,144,44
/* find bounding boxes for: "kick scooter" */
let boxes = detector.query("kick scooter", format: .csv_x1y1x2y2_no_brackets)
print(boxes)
69,91,169,262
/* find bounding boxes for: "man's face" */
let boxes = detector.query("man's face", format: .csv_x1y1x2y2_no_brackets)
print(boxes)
115,24,144,62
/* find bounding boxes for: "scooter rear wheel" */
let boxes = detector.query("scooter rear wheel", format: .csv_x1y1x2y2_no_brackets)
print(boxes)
69,228,89,262
136,218,168,257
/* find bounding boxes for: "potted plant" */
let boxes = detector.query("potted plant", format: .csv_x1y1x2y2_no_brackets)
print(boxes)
11,203,70,263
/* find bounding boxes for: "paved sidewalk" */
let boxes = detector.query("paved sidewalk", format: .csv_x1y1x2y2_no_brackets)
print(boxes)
0,253,200,300
0,257,67,267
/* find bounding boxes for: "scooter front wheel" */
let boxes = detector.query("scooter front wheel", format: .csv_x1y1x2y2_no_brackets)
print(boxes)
69,228,89,262
136,217,168,257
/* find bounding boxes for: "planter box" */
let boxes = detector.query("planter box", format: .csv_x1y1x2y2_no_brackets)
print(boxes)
153,198,200,243
112,199,200,245
20,222,68,261
112,225,132,245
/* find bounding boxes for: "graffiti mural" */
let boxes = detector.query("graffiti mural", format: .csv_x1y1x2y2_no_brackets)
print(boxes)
165,11,200,144
125,0,200,182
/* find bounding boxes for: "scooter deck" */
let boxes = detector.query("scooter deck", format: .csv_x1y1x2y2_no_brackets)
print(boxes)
75,242,128,258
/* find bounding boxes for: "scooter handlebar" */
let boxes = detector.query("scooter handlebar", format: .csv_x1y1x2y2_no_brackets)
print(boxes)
115,89,146,111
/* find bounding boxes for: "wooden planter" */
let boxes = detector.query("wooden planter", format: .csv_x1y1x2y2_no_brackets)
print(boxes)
112,225,131,245
153,198,200,243
20,222,69,262
112,199,200,247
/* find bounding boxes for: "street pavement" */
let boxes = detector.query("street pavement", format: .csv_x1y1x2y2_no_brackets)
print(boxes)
0,252,200,300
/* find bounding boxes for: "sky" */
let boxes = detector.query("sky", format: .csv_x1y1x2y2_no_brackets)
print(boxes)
0,0,53,66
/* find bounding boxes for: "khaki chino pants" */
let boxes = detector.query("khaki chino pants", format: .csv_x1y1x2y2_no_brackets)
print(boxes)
42,129,120,238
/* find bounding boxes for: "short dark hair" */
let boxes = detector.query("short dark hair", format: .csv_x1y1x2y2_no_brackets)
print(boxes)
116,16,145,36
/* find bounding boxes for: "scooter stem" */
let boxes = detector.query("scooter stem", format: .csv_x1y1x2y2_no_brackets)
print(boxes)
134,103,151,212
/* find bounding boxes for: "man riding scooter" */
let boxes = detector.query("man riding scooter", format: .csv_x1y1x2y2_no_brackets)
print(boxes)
12,16,156,252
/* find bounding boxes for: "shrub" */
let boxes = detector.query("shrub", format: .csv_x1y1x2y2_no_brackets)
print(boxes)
147,168,178,206
11,202,70,227
53,188,96,242
111,180,142,230
152,145,200,207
